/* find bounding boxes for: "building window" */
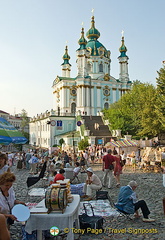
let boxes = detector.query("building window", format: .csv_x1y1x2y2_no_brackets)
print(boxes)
58,107,60,116
71,102,76,114
87,62,92,73
99,63,103,72
104,102,109,109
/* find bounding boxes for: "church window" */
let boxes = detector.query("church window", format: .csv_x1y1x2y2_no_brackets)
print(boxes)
99,63,103,72
103,88,110,96
71,102,76,114
58,107,60,116
87,62,92,73
104,102,109,109
70,88,77,96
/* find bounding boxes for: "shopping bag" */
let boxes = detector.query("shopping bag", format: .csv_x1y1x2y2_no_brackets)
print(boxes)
79,203,104,231
96,190,109,200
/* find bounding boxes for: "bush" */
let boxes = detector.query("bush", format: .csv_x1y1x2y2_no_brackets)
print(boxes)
78,139,89,150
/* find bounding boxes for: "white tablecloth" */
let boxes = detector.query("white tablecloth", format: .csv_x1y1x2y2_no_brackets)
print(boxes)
25,194,80,240
28,188,46,197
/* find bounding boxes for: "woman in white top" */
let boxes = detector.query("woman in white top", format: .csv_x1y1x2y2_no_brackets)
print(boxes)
0,153,9,175
0,172,25,226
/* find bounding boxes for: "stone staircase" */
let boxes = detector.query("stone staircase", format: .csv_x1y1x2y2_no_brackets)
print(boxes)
81,116,111,143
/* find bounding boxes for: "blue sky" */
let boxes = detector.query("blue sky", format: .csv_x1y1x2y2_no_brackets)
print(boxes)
0,0,165,117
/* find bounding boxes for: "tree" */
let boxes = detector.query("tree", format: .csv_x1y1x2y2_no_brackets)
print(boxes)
20,109,29,132
78,138,89,150
103,81,160,138
59,138,65,146
156,65,165,130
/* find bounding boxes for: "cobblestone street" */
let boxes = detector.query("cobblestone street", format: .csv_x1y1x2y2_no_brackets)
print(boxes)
10,165,165,240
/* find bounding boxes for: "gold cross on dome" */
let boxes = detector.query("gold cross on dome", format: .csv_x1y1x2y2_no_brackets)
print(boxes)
121,30,124,37
91,8,94,16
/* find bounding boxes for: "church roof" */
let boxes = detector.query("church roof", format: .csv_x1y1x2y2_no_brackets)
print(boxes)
86,16,100,40
61,46,71,65
86,39,108,56
78,27,87,50
52,76,75,86
119,36,128,57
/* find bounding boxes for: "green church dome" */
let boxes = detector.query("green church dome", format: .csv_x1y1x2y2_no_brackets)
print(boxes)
86,16,100,40
119,36,127,57
62,46,71,65
78,27,87,50
86,39,108,56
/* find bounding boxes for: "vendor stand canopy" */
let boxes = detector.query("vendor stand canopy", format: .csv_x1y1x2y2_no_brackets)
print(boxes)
106,139,138,148
105,139,138,155
0,117,27,145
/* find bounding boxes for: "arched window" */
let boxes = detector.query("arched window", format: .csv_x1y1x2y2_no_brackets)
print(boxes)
99,63,103,72
104,102,109,109
58,107,60,116
71,102,76,114
87,62,92,73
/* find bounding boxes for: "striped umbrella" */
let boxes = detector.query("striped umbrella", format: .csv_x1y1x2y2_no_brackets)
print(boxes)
0,117,27,145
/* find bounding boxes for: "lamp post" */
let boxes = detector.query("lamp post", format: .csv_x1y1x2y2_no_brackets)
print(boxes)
72,133,75,154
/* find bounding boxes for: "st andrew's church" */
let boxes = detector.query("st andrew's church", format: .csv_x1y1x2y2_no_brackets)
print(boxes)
29,15,132,148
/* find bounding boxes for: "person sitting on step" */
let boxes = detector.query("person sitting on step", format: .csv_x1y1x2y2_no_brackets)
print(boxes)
82,167,102,201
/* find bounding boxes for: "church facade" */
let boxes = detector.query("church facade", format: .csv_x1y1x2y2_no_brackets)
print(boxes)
29,16,132,149
52,16,131,117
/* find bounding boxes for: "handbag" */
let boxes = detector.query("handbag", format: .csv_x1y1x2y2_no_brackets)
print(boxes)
96,190,109,200
7,217,14,225
109,164,114,170
79,203,104,231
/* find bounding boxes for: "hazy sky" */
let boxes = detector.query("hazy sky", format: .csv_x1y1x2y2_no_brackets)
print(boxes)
0,0,165,117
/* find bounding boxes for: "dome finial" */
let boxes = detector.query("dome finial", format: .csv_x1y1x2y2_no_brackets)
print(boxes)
91,8,94,17
119,33,127,57
62,44,71,65
86,13,100,40
121,30,124,37
78,23,87,49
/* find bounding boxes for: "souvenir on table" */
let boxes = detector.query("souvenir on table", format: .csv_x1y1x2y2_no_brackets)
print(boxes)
45,184,67,213
56,179,73,203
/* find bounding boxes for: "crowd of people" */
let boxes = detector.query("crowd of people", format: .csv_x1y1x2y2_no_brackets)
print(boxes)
0,144,161,238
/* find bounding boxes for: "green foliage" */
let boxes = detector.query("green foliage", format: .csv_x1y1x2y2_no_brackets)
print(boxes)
59,138,65,146
52,144,58,147
156,65,165,129
22,131,29,143
78,138,89,150
20,109,29,132
103,80,161,138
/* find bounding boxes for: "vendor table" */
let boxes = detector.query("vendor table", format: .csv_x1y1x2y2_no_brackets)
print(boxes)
28,188,46,197
25,194,80,240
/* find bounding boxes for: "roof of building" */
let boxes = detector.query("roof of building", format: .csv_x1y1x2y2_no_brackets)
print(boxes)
0,110,9,114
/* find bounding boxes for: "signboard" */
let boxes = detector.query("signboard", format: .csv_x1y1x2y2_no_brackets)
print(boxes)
77,121,82,126
98,139,103,145
56,120,62,130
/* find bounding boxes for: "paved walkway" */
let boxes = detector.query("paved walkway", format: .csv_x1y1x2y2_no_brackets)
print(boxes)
9,164,165,240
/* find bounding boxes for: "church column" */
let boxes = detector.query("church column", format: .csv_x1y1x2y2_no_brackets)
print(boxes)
82,86,85,107
86,86,90,107
112,88,117,102
96,86,101,108
77,86,80,107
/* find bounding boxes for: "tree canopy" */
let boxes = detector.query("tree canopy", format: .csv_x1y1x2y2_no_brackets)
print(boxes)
156,64,165,129
103,79,163,138
20,109,29,132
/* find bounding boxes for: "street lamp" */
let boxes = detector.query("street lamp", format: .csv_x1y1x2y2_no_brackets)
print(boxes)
72,133,75,154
